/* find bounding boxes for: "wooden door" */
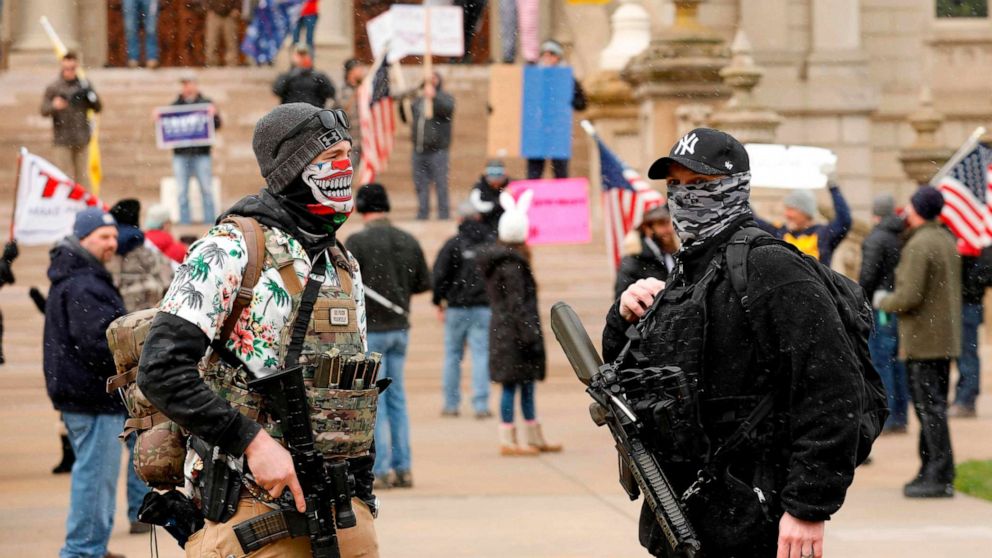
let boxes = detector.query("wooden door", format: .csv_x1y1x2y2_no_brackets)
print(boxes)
352,1,491,64
107,0,246,67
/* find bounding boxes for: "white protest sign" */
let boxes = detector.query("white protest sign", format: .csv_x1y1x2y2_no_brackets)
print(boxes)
367,5,464,61
745,144,837,190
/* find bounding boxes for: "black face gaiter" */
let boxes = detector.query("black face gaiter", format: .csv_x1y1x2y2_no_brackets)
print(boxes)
279,178,342,254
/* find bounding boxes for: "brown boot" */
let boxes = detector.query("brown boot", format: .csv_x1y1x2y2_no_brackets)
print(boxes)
524,422,562,453
499,425,538,456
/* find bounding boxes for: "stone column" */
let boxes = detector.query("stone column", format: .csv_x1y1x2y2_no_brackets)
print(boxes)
622,0,729,168
315,0,352,64
899,88,953,186
76,0,108,67
11,0,79,51
710,29,782,144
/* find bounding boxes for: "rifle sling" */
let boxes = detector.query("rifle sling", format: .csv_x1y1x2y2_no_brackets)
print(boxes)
283,254,328,368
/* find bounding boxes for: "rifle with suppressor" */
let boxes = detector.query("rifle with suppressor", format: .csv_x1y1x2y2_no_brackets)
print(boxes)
246,366,356,558
550,302,702,558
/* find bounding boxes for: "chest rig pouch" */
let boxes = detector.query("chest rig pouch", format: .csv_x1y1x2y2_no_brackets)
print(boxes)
616,257,726,465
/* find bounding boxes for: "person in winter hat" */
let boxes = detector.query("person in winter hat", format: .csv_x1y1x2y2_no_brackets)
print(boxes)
753,161,852,266
880,186,962,498
614,204,678,299
478,190,561,456
138,103,381,556
45,206,130,558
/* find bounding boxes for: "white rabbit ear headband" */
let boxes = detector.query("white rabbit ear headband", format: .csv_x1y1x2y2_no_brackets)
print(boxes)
499,191,517,212
499,189,534,212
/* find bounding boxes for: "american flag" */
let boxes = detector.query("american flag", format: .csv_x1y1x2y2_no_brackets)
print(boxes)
357,60,395,186
936,140,992,256
596,137,666,269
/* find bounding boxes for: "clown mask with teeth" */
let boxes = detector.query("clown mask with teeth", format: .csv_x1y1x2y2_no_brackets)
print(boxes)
302,158,354,217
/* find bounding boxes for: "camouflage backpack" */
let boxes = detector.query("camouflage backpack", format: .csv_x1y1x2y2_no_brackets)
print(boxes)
105,216,265,489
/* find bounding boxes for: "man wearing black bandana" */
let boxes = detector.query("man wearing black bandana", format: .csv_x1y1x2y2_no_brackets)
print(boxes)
139,103,380,557
603,128,863,558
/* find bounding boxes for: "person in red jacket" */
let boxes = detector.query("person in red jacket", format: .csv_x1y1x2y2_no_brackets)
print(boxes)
293,0,320,55
143,204,188,264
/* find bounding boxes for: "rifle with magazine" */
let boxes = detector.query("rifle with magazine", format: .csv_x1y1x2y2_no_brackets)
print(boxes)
550,302,702,558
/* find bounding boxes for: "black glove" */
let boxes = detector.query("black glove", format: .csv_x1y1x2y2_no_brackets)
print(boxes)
3,241,18,263
29,287,46,314
0,261,13,286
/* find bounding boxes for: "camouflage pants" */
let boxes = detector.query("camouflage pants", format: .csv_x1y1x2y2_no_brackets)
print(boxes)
185,497,379,558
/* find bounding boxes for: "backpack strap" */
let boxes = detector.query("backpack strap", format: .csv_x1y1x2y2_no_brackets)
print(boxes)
725,226,771,313
210,216,265,367
329,240,354,296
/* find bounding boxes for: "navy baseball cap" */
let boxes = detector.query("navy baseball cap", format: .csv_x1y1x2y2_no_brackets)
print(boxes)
648,128,750,179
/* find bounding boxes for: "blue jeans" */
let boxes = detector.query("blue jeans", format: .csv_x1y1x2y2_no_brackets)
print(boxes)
868,310,909,428
442,306,491,413
292,14,318,53
369,330,411,477
60,412,125,558
500,381,536,424
955,302,983,408
125,435,150,523
172,153,216,225
122,0,159,62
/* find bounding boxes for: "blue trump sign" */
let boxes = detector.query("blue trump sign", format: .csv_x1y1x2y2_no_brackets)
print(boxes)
155,103,216,149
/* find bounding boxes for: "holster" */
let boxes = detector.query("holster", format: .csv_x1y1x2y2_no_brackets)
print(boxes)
192,436,242,523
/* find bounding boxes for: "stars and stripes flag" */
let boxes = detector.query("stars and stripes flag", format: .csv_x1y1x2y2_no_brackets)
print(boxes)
595,134,666,269
357,59,395,186
933,131,992,256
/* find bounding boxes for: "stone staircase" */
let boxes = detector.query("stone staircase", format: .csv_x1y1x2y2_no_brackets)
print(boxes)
0,59,609,387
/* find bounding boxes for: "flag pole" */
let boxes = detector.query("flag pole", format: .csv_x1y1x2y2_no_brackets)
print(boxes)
580,119,597,138
423,6,434,120
9,148,25,240
929,126,987,187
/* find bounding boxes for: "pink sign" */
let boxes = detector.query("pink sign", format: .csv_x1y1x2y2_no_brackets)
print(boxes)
507,178,591,245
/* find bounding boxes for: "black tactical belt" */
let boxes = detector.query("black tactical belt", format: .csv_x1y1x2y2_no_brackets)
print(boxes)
233,509,311,553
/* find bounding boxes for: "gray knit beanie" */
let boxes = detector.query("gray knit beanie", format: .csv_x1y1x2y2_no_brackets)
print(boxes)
872,194,896,218
784,189,817,218
252,103,352,194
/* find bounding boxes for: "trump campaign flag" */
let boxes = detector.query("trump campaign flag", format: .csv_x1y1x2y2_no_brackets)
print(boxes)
932,128,992,256
587,124,665,269
12,148,106,246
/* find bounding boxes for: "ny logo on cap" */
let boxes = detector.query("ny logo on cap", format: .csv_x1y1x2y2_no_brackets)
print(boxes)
674,132,700,156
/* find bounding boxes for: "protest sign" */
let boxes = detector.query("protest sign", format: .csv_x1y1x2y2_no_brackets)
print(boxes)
12,148,105,246
155,103,216,150
367,5,464,61
745,143,837,189
507,178,590,245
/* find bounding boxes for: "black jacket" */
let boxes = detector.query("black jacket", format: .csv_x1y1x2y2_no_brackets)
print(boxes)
172,93,222,157
43,237,127,414
401,82,455,153
478,244,545,383
346,218,431,332
602,218,862,556
432,219,491,308
614,236,674,299
273,67,336,108
858,214,904,296
138,191,376,501
471,175,509,236
961,249,992,304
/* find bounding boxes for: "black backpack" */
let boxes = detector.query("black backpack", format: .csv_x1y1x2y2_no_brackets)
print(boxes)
724,227,889,466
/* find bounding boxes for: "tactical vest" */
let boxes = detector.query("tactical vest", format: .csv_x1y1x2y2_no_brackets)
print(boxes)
200,225,377,462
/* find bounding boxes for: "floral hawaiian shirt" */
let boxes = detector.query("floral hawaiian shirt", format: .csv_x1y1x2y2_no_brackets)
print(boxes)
159,222,367,377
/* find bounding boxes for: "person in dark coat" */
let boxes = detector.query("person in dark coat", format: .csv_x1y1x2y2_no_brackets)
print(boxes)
609,129,863,557
44,207,129,558
469,159,511,237
433,201,494,418
478,191,561,456
859,194,909,432
272,44,336,108
614,205,678,299
40,51,101,189
0,240,18,364
399,71,456,220
346,183,431,489
525,40,587,180
952,246,992,418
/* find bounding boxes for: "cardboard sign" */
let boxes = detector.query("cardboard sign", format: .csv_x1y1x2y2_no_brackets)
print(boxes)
367,5,465,61
155,103,216,150
745,143,837,189
487,64,523,158
507,178,591,245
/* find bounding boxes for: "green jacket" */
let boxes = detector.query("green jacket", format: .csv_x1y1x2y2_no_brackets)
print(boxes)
880,221,961,360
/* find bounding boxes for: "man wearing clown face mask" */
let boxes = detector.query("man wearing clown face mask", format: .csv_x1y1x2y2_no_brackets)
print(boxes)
602,128,865,558
138,103,380,557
